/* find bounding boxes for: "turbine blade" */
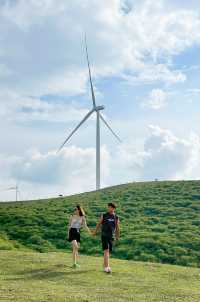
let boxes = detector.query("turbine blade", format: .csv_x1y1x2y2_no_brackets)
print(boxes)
3,187,16,191
100,114,122,143
84,34,96,108
57,109,95,153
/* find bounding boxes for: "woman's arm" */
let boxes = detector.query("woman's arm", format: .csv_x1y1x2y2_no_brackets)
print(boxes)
67,215,72,237
82,216,91,234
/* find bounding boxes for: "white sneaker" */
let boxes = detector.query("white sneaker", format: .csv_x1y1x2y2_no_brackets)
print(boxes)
104,267,112,273
107,267,112,273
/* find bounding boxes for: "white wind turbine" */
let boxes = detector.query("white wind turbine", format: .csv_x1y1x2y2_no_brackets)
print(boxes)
57,37,121,190
1,184,20,202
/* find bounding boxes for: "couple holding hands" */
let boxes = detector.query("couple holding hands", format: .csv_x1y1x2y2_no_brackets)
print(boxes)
68,202,120,273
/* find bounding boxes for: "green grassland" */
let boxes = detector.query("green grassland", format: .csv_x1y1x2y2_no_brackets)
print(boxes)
0,180,200,267
0,250,200,302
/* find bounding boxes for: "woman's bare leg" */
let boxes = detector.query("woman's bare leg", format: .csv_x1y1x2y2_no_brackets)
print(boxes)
76,243,80,263
72,240,78,264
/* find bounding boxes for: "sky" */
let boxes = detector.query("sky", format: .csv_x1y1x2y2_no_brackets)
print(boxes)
1,0,200,201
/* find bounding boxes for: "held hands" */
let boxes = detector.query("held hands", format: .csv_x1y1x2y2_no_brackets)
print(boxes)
92,230,97,236
88,229,93,236
87,228,96,236
115,233,120,241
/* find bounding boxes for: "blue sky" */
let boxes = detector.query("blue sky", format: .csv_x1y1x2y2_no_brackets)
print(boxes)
1,0,200,201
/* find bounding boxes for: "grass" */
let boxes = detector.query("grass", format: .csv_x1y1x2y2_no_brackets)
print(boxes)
0,233,27,251
1,180,200,267
0,250,200,302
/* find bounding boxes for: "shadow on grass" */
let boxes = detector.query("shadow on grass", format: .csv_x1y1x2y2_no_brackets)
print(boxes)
5,266,93,281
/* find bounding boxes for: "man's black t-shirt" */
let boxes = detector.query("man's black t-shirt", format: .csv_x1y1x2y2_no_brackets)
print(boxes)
101,212,118,239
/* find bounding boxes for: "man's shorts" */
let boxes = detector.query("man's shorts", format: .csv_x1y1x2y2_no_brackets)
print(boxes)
101,235,113,252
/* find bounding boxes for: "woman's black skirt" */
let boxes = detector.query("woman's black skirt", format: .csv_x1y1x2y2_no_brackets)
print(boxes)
68,228,81,243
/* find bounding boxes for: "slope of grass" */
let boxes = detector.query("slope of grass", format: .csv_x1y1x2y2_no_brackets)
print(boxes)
0,233,27,251
0,180,200,267
0,250,200,302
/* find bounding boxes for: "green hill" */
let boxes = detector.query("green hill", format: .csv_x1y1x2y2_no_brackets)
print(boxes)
0,250,200,302
0,233,27,251
0,180,200,267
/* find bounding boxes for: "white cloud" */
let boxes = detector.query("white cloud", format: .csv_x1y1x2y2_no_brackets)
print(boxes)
124,1,200,56
0,145,110,201
1,125,200,201
1,1,200,200
175,133,200,179
142,88,168,110
124,64,186,85
108,125,200,184
0,0,199,131
140,125,200,180
0,0,200,99
0,89,92,123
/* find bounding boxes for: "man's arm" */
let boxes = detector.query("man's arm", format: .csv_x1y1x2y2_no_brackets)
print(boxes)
93,215,103,235
115,218,120,240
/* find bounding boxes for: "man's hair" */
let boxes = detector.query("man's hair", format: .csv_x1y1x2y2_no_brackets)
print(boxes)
108,202,117,209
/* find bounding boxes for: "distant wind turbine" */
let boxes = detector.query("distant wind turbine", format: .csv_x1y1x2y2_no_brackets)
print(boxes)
1,184,20,202
57,36,122,190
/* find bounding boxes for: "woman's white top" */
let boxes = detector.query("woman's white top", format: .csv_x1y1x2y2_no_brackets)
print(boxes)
69,215,87,230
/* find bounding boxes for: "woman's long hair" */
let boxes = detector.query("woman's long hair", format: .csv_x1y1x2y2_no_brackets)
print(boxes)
76,205,85,217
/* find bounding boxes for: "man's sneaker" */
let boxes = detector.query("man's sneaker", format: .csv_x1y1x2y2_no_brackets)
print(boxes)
104,267,112,273
107,267,112,273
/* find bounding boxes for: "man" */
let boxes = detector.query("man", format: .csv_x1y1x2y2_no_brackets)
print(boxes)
93,202,120,273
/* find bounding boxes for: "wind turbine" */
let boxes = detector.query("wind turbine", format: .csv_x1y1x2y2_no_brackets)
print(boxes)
1,185,20,202
58,37,121,190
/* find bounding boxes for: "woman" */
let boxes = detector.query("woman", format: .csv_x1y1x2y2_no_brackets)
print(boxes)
68,205,91,268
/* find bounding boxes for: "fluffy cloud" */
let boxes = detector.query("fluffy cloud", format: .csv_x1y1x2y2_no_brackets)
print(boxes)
1,1,200,200
137,125,200,180
1,0,200,99
0,145,110,200
1,0,200,127
124,64,186,85
109,125,200,183
142,89,168,110
1,125,200,201
0,89,93,123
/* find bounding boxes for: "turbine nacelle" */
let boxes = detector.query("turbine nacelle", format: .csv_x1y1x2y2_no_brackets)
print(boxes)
94,105,105,111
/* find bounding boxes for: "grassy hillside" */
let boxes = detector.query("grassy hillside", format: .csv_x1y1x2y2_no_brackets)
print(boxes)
0,233,26,251
0,250,200,302
0,180,200,267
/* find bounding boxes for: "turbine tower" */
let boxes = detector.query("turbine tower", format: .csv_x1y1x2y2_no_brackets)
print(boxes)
58,37,121,190
2,185,20,202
